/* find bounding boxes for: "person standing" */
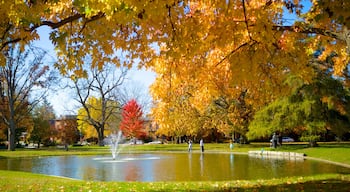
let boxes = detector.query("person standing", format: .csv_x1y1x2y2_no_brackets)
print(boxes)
230,140,234,150
272,133,277,148
188,139,192,152
200,138,204,152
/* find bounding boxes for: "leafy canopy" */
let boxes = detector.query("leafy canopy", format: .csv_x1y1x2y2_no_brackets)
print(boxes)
2,1,350,139
247,75,350,140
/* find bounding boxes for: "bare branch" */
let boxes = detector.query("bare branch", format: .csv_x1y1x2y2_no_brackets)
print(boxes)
71,63,127,145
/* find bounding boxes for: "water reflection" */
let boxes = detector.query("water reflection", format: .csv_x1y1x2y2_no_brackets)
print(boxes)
200,153,204,177
188,152,192,178
0,153,349,182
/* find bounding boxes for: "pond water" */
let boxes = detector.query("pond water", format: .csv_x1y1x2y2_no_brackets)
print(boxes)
0,152,349,181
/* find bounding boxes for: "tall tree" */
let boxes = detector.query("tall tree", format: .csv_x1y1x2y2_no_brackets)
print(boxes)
120,99,145,142
247,74,350,146
72,63,125,146
0,44,56,150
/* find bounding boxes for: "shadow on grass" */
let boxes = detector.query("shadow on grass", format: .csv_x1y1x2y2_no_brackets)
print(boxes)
147,178,350,192
249,179,350,192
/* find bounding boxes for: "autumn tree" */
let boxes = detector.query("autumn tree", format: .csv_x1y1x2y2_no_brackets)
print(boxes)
0,44,56,150
149,59,206,142
118,80,153,115
77,96,120,142
201,90,254,143
148,1,349,141
58,115,80,145
30,98,56,148
2,1,348,77
120,99,145,142
72,63,125,146
2,1,350,142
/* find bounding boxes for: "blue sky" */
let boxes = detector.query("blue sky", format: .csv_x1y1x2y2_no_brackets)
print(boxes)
33,26,156,116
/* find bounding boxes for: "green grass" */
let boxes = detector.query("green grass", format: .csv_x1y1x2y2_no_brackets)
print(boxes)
0,142,350,191
0,146,110,158
0,170,349,192
295,144,350,165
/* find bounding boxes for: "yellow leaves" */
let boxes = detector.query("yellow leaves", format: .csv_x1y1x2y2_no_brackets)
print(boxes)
333,48,349,76
77,96,116,138
317,38,349,77
2,0,350,141
319,45,333,61
0,54,5,67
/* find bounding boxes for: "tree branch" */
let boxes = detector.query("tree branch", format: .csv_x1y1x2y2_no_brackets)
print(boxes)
242,0,253,40
215,41,257,67
272,25,340,40
28,12,105,31
166,4,177,41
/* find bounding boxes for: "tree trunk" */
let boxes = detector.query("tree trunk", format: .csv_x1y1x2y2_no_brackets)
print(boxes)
8,113,16,151
309,140,318,147
8,127,15,151
97,127,104,146
8,92,17,151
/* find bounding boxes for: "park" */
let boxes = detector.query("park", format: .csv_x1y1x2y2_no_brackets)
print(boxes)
0,0,350,191
0,142,350,191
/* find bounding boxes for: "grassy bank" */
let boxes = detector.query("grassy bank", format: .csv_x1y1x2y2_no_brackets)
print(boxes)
0,143,350,191
0,170,349,192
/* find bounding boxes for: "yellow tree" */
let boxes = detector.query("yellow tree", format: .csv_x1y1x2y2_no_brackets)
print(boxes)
72,62,126,146
77,99,100,140
2,1,349,141
148,1,349,140
77,96,121,145
150,58,206,141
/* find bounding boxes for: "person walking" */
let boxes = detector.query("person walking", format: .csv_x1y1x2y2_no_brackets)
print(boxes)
200,138,204,152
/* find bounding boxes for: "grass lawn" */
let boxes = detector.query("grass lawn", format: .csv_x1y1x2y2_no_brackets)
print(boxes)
0,142,350,191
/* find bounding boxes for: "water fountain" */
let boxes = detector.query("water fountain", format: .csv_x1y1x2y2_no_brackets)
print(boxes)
104,130,123,159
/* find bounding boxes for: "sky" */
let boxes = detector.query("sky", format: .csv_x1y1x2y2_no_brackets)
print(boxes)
33,26,156,117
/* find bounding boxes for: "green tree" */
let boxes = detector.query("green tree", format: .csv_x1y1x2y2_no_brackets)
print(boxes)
30,99,56,148
248,75,350,146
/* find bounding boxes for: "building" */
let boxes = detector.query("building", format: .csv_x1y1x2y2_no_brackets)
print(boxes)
49,115,80,145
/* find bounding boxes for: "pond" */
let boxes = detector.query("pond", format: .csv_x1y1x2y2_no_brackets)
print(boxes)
0,152,349,181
